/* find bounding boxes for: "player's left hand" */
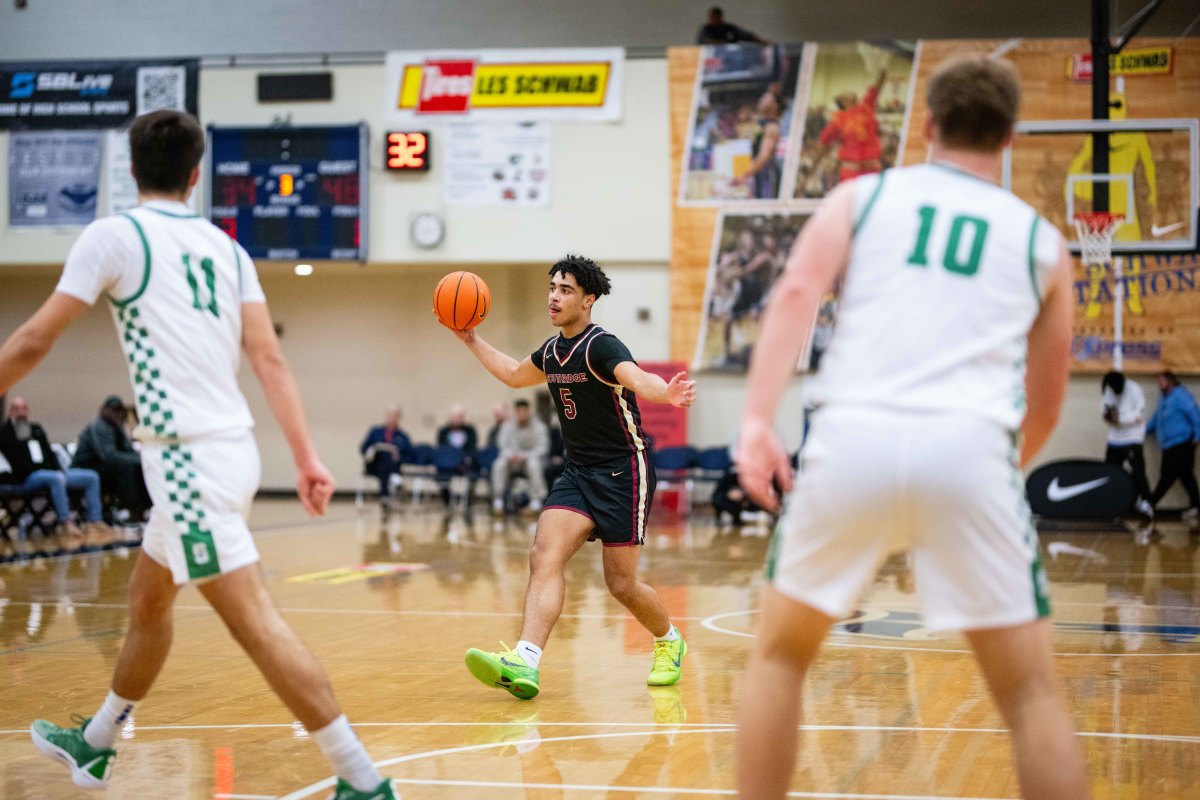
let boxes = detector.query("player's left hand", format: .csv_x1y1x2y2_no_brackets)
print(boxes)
666,371,697,408
736,417,792,513
452,327,477,345
297,457,336,517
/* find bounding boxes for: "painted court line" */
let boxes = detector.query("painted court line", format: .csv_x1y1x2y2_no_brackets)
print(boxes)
0,599,707,623
1,721,1195,743
4,724,1195,748
278,723,1199,800
701,610,1200,657
385,777,1017,799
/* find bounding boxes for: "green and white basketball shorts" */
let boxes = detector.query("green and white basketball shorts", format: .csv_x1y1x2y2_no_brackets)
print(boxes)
769,407,1050,632
140,431,262,585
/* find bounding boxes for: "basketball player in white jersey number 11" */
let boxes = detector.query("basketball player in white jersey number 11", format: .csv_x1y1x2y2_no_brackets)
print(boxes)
0,111,396,800
734,57,1090,799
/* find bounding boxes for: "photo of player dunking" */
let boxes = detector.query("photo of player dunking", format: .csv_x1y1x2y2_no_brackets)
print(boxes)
814,69,888,183
795,42,914,200
451,255,696,699
735,56,1088,799
0,111,396,800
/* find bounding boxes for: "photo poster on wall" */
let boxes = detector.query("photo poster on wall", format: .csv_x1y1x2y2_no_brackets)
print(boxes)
677,41,918,207
678,43,805,205
791,41,917,200
444,122,551,206
7,130,102,229
693,209,838,374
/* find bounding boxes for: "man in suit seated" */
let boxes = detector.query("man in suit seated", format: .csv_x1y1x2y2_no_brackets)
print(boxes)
360,406,412,505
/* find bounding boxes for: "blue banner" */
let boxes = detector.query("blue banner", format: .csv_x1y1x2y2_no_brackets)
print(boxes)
0,59,198,130
7,130,103,228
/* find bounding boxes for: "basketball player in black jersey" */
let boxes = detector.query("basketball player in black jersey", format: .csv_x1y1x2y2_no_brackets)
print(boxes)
452,255,697,699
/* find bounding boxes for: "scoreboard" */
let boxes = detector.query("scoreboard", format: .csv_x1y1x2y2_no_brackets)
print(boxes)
207,124,367,261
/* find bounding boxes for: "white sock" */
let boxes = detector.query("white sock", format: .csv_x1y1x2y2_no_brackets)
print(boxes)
84,691,138,750
516,640,543,669
311,715,382,793
655,624,681,643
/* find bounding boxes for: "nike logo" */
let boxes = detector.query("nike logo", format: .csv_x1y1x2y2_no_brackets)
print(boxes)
1151,222,1185,237
611,471,624,477
1047,476,1110,502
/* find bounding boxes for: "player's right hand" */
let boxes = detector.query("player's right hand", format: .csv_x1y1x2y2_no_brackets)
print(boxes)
736,418,792,513
297,458,336,517
453,328,477,345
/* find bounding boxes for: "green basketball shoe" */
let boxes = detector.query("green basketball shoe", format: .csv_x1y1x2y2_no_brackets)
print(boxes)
30,715,116,789
465,642,540,699
647,636,687,686
328,777,399,799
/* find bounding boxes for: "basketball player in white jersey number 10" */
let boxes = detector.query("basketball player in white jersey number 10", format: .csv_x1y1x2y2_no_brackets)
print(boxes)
735,57,1090,799
0,111,396,800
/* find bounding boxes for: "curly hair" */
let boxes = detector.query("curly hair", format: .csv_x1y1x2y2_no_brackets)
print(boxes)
550,254,611,298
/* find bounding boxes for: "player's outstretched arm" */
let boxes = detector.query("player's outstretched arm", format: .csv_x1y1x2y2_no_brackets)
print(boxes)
242,302,334,517
0,293,89,396
737,182,855,511
1021,242,1074,468
453,328,545,388
612,363,696,408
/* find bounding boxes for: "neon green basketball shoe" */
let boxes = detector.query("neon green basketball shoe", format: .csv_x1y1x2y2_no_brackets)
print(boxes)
647,636,687,686
465,642,540,699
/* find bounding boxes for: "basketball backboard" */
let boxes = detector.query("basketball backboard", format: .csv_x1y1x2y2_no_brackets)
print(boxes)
1001,118,1199,255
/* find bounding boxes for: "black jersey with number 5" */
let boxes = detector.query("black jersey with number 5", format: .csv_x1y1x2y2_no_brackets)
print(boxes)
531,324,652,467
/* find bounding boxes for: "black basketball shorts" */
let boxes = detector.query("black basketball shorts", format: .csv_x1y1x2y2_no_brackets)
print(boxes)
544,453,656,546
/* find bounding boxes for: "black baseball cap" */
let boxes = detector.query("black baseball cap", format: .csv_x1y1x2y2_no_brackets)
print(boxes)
102,395,127,411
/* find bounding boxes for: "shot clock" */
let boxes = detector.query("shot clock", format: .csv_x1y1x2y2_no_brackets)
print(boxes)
385,131,431,171
207,124,368,261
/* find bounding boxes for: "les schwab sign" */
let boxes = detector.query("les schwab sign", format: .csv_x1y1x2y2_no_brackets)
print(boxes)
384,48,624,122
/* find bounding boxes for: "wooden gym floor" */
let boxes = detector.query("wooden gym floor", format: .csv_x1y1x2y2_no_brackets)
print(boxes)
0,498,1197,799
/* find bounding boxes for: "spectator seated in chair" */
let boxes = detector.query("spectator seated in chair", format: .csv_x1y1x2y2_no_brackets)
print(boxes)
485,402,510,450
491,399,550,514
360,405,412,505
71,395,151,521
0,396,117,550
436,404,479,512
711,466,765,529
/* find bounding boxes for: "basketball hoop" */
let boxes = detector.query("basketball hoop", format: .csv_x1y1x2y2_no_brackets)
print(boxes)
1073,212,1124,266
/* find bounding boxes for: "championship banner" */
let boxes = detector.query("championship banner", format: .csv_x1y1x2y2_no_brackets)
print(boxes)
384,48,623,123
7,130,102,228
0,59,199,130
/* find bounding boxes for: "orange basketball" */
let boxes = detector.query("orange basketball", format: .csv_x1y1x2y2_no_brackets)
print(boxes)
433,271,490,331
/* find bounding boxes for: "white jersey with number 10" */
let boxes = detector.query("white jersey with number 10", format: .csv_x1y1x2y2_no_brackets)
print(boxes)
805,162,1064,431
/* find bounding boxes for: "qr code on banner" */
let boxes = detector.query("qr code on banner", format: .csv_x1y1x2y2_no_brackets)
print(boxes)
136,66,186,115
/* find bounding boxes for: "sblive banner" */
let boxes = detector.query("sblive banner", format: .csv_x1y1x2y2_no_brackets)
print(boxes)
7,130,103,227
0,59,199,130
384,48,623,123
